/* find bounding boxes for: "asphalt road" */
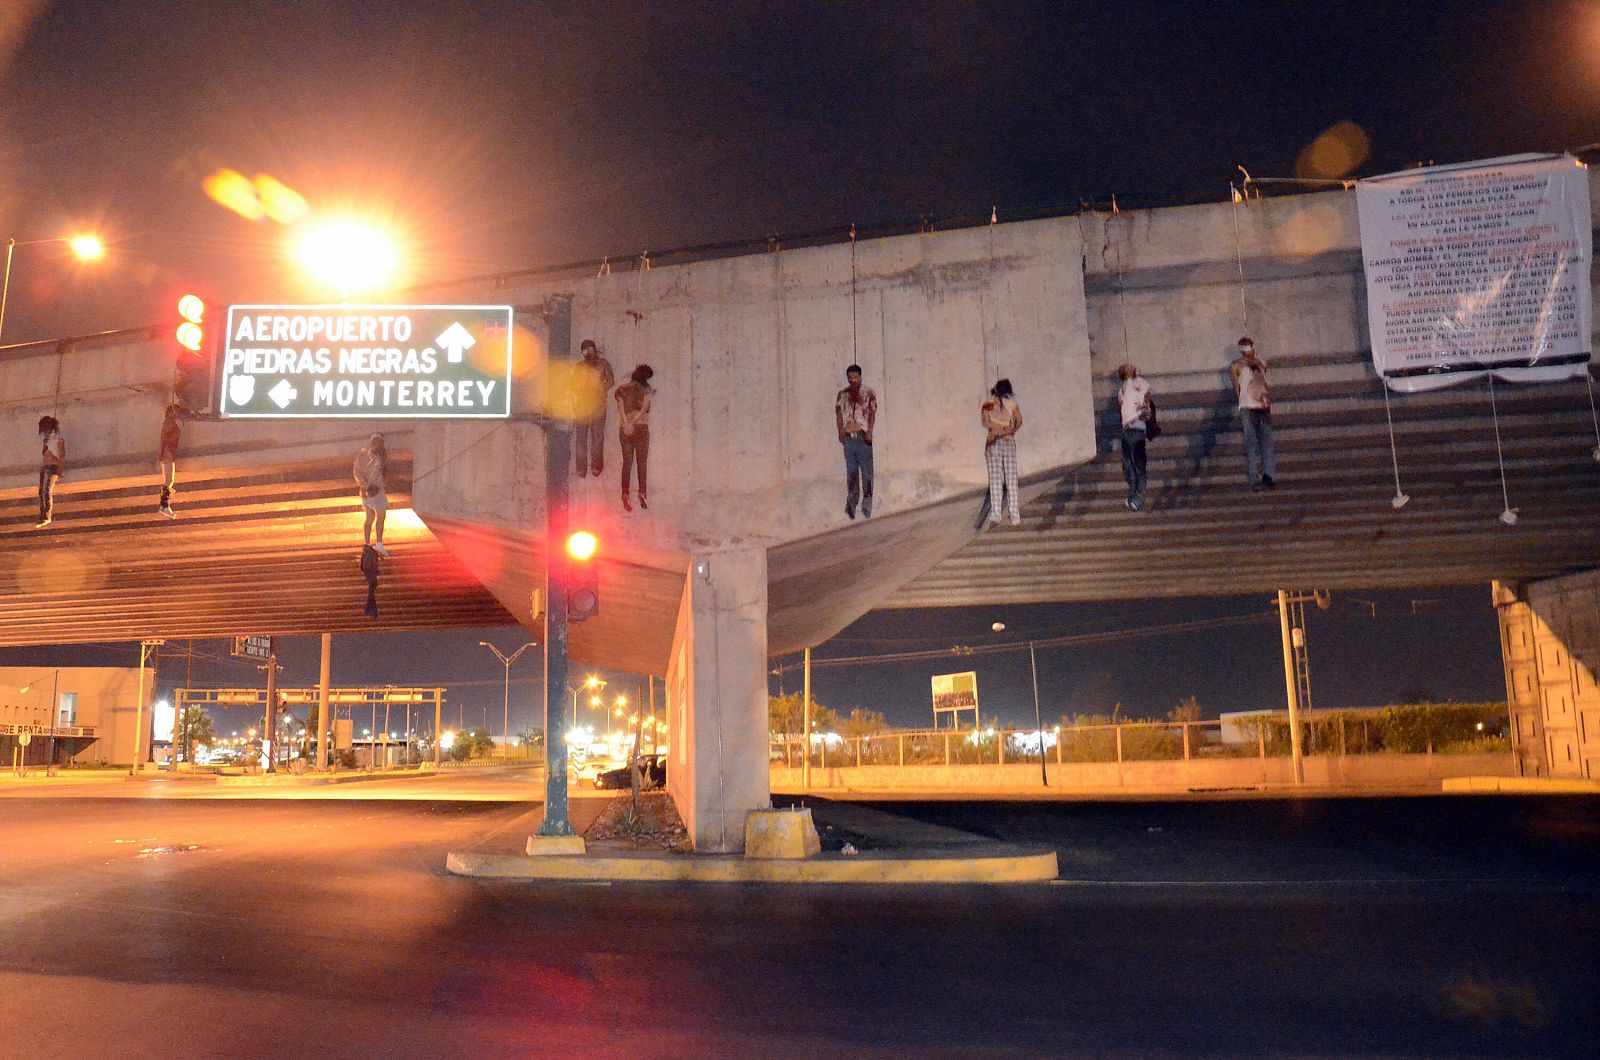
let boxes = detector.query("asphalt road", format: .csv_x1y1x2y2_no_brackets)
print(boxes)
1,793,1596,1058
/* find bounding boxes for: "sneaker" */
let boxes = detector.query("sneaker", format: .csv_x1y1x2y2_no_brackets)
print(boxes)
621,494,633,512
862,499,873,518
845,504,856,520
1009,514,1022,526
573,468,586,478
638,494,648,510
1127,496,1143,512
372,542,391,558
592,464,604,477
159,506,176,519
1261,474,1276,490
34,517,51,529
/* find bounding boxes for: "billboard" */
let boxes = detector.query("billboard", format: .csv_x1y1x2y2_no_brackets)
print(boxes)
1356,154,1593,392
218,304,513,417
931,671,979,729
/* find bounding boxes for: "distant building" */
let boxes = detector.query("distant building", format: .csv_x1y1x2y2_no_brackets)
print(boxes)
0,666,153,768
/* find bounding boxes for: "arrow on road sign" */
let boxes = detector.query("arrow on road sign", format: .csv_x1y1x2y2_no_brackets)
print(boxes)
268,379,298,409
436,322,476,363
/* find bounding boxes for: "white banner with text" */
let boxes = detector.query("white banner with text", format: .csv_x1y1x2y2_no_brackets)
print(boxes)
1356,154,1592,392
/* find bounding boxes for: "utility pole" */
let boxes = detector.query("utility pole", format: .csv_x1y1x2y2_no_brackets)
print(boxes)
1029,642,1047,787
537,292,577,839
131,640,163,774
316,634,332,770
1276,590,1305,785
802,647,812,791
262,652,278,773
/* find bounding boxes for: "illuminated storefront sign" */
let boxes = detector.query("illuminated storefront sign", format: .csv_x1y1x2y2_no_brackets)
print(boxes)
219,304,513,418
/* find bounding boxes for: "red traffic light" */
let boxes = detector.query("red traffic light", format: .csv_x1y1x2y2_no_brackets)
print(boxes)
566,530,598,561
176,294,205,353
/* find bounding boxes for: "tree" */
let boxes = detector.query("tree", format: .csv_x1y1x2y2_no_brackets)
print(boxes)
768,693,836,737
178,706,215,759
447,728,495,761
839,708,888,740
1168,696,1202,724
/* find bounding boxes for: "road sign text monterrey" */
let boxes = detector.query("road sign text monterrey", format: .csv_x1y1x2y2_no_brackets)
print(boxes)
219,304,513,418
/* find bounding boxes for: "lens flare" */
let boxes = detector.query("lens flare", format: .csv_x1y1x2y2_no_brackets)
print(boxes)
203,168,265,220
1295,121,1371,180
255,174,309,225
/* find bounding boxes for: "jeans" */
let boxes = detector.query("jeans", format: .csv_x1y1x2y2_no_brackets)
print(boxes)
843,434,874,514
573,406,607,475
1120,426,1147,501
38,467,59,521
620,425,650,497
1241,408,1275,483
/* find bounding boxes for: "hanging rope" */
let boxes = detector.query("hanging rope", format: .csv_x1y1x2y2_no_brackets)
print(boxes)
983,206,997,380
849,223,859,365
1111,196,1132,364
1379,378,1410,509
1488,373,1517,525
1229,181,1249,332
1585,370,1600,463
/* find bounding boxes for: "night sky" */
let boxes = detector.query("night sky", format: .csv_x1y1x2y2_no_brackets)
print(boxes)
2,1,1590,732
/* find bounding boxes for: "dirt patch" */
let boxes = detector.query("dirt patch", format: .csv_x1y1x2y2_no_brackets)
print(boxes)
583,792,692,852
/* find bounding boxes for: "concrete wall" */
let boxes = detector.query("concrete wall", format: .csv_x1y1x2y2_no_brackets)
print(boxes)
427,218,1097,557
1497,570,1600,779
667,547,770,852
0,665,152,766
770,752,1515,792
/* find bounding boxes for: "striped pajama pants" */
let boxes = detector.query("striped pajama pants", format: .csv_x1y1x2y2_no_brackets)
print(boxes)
985,436,1020,523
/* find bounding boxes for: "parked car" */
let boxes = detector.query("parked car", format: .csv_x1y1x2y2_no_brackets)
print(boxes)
593,754,666,790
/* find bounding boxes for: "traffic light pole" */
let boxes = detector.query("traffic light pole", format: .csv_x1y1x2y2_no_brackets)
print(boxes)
537,293,576,837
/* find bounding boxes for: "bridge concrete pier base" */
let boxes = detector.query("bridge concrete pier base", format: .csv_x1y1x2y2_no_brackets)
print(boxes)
667,547,771,853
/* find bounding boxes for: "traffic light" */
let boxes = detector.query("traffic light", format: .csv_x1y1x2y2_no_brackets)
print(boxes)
176,294,205,351
172,293,213,411
566,529,599,622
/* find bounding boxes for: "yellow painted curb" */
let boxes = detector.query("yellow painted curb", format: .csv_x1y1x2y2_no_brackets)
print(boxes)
1443,775,1600,794
446,847,1058,884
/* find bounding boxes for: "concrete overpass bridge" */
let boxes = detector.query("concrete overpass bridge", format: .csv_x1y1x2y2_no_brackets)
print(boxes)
5,174,1600,844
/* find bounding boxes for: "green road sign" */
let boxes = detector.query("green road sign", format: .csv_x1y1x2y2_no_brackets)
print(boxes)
219,304,513,418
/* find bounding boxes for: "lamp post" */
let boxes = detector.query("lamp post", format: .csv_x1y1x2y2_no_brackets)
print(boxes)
568,675,604,730
19,670,62,775
992,622,1048,787
480,640,536,761
1,234,105,343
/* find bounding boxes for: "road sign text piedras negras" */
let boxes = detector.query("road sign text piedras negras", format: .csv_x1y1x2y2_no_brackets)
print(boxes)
219,304,513,418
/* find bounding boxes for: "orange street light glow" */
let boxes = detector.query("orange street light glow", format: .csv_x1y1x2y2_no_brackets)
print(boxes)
69,235,105,261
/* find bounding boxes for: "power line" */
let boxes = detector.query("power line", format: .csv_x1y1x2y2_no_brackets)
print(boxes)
772,611,1276,675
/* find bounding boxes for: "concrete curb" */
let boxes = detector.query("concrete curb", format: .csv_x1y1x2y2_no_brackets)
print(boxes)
214,769,440,788
1443,775,1600,794
445,846,1058,884
0,772,129,784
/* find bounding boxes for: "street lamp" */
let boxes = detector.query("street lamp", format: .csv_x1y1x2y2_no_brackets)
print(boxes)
479,640,536,761
1,234,106,343
18,670,61,775
293,218,400,299
569,675,605,729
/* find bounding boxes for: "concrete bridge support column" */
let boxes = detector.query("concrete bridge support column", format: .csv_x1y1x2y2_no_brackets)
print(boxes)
666,547,771,853
1494,574,1600,780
